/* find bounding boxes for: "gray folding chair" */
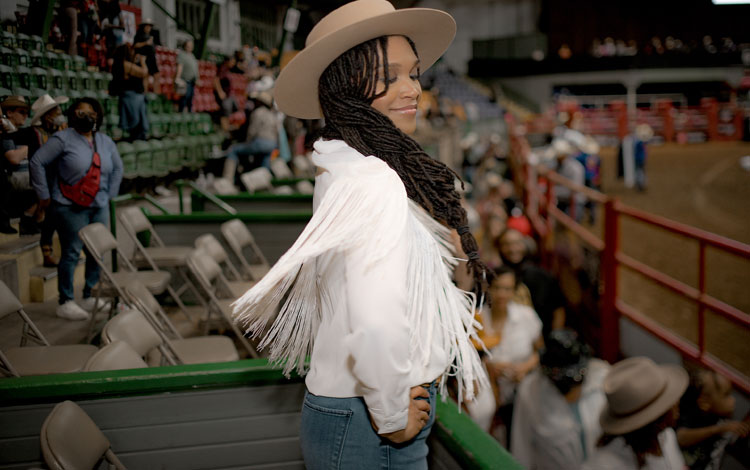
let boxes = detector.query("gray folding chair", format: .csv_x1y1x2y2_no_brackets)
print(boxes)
102,302,240,366
220,219,271,282
195,233,255,297
118,206,205,305
186,250,259,358
78,222,196,340
0,281,97,377
41,400,127,470
83,341,148,372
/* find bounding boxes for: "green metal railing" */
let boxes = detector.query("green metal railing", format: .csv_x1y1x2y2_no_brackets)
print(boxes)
175,179,237,215
0,359,519,469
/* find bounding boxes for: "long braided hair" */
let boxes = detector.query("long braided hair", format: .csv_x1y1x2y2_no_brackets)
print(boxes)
317,35,492,297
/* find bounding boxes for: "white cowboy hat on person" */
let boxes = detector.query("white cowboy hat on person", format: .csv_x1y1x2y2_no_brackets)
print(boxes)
579,136,600,155
30,94,69,126
599,357,688,435
250,90,274,108
273,0,456,120
635,123,654,142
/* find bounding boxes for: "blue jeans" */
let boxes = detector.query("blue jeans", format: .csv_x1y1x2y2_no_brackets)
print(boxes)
300,382,437,469
179,80,195,112
52,203,108,304
225,138,277,169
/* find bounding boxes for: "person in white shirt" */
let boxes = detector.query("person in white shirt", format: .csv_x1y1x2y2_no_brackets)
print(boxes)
466,265,542,439
582,357,689,470
511,328,610,469
232,1,490,468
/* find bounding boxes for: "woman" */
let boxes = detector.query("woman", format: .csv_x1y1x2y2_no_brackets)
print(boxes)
466,265,543,436
232,1,489,467
30,98,123,321
175,39,198,112
111,44,149,141
133,19,160,93
582,357,688,470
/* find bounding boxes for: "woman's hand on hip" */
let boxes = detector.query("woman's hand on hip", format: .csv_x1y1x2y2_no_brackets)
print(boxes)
374,386,431,444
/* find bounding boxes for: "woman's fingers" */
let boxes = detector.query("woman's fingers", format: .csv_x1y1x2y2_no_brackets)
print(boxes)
414,399,430,413
410,386,429,399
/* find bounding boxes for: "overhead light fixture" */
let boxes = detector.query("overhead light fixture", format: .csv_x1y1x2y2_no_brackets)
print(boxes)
712,0,750,4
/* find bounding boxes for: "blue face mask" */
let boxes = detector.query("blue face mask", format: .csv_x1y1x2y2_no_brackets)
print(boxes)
51,115,67,127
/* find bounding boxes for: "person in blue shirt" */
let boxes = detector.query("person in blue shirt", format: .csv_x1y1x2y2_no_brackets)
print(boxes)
30,98,123,321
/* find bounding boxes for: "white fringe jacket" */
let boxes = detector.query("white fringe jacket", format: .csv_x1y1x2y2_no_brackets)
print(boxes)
233,139,488,433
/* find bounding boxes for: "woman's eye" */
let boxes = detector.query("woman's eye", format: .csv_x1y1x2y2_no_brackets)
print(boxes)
410,74,420,81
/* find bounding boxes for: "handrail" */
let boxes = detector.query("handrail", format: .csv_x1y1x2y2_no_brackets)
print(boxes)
175,179,238,215
506,115,750,395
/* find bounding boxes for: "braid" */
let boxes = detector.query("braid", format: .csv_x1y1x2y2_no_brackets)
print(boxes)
318,36,492,296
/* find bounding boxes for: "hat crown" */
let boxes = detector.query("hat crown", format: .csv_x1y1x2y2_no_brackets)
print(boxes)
604,357,666,417
32,94,56,113
306,0,396,48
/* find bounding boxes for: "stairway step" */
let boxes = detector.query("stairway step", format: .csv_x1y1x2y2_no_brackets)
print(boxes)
29,258,85,303
0,234,40,255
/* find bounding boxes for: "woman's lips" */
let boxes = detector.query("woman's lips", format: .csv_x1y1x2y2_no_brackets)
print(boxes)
391,105,417,115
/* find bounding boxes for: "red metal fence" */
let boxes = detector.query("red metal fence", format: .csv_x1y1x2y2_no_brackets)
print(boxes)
508,119,750,395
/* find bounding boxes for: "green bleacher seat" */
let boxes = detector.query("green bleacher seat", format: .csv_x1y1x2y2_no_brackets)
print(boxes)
173,136,187,169
15,33,30,50
59,54,73,72
30,67,48,98
0,31,14,48
133,140,153,178
29,35,44,53
47,69,65,96
117,141,136,179
161,137,180,172
14,48,29,68
72,55,86,72
79,70,93,91
198,113,212,134
63,69,81,99
150,139,169,177
1,46,17,67
146,93,160,114
0,64,13,91
29,50,44,68
147,113,159,138
187,135,203,169
105,115,122,141
0,86,11,98
105,95,118,117
209,132,223,159
45,51,61,70
92,71,105,91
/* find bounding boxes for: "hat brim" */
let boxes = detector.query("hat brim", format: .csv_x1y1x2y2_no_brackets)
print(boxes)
600,364,688,435
274,8,455,119
30,96,69,126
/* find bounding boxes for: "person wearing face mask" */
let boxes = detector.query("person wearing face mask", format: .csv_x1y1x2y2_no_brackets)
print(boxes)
30,98,123,321
1,96,41,235
9,95,70,265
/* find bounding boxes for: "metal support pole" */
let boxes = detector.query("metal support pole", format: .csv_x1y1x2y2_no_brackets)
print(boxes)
600,199,620,362
34,0,56,42
272,0,297,68
195,0,218,60
698,241,706,359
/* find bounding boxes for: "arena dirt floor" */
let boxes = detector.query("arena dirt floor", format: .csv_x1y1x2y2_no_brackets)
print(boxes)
593,141,750,378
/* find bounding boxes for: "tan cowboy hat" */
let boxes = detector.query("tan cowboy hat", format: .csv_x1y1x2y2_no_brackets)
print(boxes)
1,95,29,110
273,0,456,119
600,357,688,435
30,94,69,126
635,123,654,142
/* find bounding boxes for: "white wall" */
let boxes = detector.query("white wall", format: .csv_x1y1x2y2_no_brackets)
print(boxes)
417,0,541,74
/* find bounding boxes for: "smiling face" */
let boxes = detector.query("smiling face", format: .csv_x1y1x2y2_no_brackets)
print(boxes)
370,36,421,135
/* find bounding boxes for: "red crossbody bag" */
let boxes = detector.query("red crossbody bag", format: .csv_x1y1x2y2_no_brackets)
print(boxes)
59,137,101,207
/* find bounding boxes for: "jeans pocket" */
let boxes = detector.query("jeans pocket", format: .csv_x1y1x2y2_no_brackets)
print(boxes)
301,395,353,470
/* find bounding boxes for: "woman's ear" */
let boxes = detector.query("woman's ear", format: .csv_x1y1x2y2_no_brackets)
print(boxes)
696,393,712,412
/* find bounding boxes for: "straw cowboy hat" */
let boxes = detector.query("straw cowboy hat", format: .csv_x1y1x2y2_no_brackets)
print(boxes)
30,94,69,126
273,0,456,119
250,90,274,108
599,357,688,435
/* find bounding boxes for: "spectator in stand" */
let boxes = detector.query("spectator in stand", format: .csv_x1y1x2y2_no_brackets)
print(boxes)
583,357,688,470
466,265,543,441
133,19,160,93
496,227,566,336
550,137,586,221
222,90,278,182
59,0,82,55
175,39,198,112
1,96,41,235
512,329,610,470
30,98,123,321
575,136,601,224
98,0,124,63
110,43,149,141
10,95,69,266
677,367,750,469
214,76,240,136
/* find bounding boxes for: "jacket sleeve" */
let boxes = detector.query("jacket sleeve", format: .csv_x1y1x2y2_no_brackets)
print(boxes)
343,215,412,434
29,134,64,201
